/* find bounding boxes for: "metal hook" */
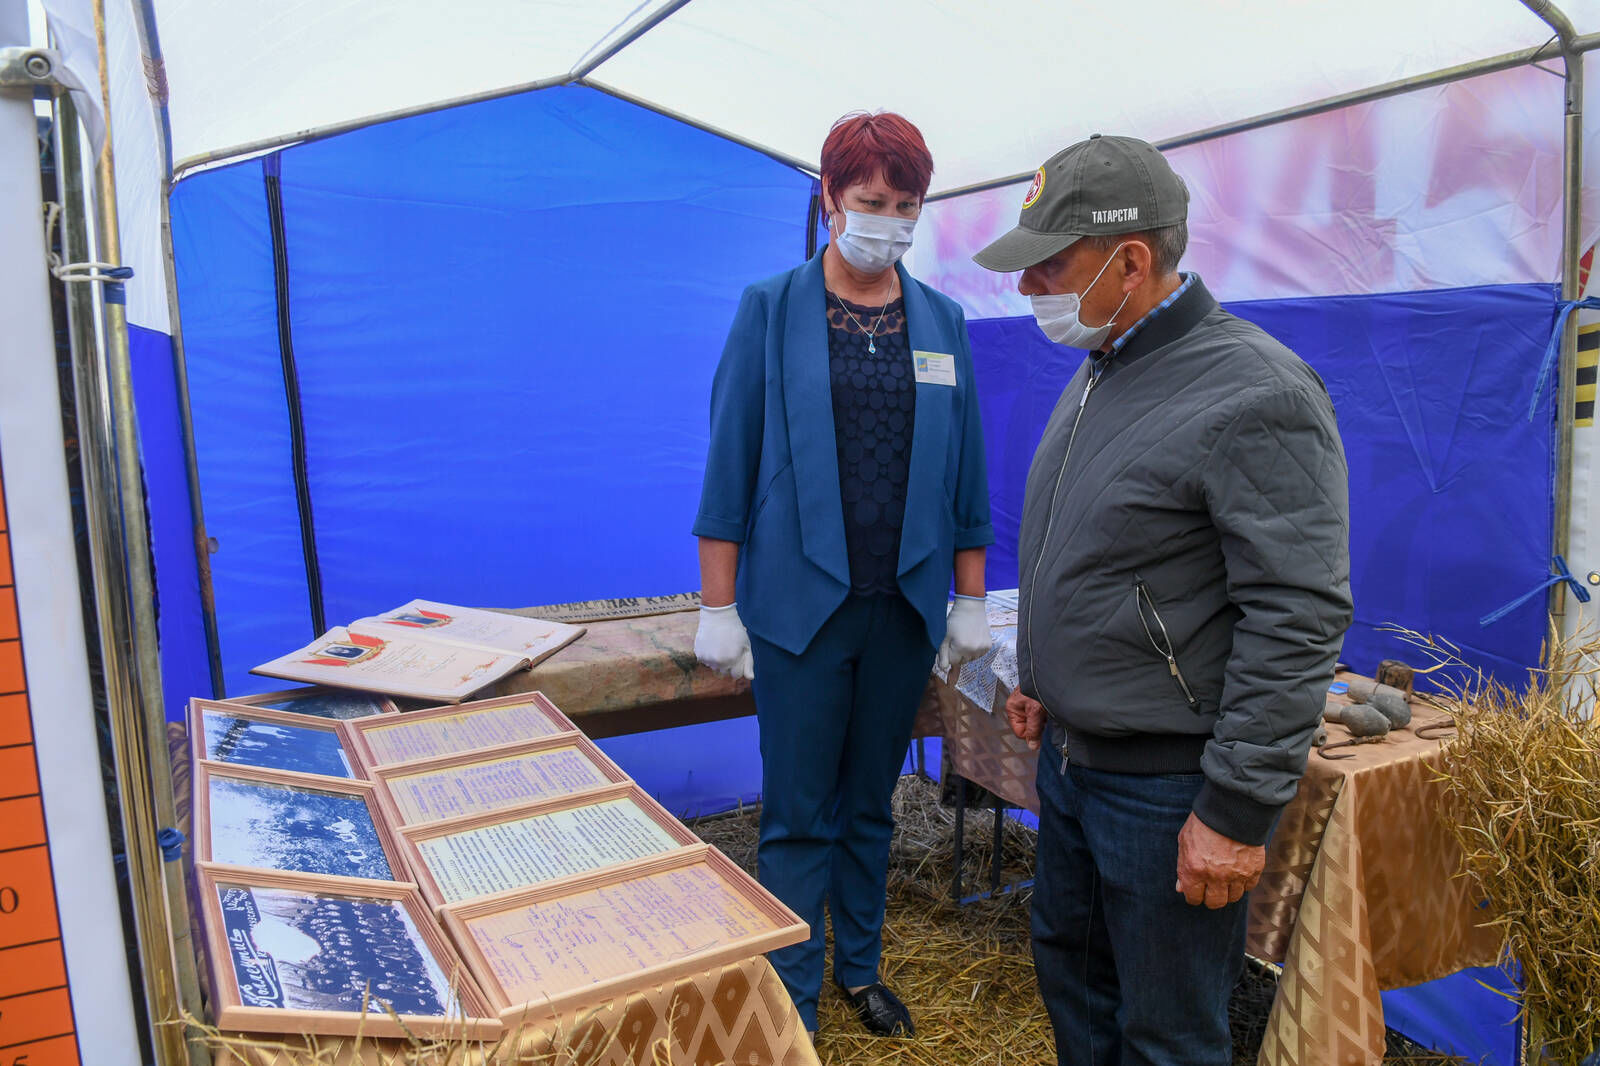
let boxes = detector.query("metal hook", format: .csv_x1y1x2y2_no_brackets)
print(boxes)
1414,718,1457,741
1317,735,1387,760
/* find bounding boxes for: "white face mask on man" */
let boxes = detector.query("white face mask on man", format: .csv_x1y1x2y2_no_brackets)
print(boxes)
1030,242,1131,350
835,209,916,274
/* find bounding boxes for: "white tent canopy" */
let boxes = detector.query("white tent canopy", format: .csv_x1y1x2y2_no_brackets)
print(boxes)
56,0,1600,192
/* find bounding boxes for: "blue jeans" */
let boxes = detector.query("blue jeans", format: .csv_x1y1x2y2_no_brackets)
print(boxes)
748,593,936,1031
1032,738,1249,1066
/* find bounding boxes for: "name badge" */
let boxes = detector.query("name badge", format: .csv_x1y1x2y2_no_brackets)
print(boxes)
913,351,957,387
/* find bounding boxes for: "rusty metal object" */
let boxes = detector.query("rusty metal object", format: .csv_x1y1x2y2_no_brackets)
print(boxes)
1375,659,1415,697
1415,717,1458,741
1319,735,1389,760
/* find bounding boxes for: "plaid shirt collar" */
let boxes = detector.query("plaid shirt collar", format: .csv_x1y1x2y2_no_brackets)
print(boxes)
1094,272,1196,365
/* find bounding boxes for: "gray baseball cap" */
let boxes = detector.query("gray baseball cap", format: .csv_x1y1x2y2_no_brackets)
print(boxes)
973,134,1189,272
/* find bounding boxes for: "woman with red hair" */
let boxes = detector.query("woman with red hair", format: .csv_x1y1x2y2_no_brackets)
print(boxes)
693,112,994,1039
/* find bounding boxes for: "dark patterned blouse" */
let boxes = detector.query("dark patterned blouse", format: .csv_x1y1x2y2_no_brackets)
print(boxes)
826,290,914,596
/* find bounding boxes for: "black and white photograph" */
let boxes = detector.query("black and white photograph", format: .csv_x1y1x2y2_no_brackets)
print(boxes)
206,775,394,881
251,688,395,720
217,882,451,1017
202,710,353,778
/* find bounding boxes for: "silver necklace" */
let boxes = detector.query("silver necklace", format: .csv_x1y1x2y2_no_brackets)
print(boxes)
832,290,894,354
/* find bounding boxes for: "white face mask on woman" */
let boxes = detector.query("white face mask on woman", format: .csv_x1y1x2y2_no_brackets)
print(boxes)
835,209,916,274
1029,242,1130,350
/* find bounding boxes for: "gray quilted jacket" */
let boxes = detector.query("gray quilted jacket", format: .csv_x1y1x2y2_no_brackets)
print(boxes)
1017,276,1352,845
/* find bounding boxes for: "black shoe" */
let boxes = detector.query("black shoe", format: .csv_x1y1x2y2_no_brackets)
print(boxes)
841,982,915,1036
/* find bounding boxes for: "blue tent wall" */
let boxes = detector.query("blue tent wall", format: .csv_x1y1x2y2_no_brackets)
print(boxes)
163,80,1557,824
170,159,310,695
128,322,211,719
167,85,815,813
967,282,1558,677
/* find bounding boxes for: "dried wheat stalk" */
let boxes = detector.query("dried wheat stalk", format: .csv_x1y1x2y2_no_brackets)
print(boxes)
1398,626,1600,1066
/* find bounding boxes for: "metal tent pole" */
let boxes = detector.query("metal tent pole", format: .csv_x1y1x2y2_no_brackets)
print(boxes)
81,0,209,1054
1522,0,1585,631
131,0,226,699
53,90,189,1066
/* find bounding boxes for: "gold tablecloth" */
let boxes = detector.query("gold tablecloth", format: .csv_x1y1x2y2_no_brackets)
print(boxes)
169,723,818,1066
925,676,1500,1066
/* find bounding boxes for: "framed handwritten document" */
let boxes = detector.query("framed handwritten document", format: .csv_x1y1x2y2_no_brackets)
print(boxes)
341,691,576,772
371,735,626,828
189,699,359,780
440,845,806,1025
226,685,400,720
398,783,697,908
193,763,405,883
194,866,501,1039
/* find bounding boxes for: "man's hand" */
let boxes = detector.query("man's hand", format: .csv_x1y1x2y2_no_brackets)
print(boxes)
1004,689,1046,751
1175,813,1264,909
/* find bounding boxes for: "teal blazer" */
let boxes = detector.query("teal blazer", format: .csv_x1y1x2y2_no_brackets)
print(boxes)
693,247,994,655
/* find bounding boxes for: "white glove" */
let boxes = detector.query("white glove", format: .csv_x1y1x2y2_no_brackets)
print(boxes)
695,602,755,680
938,594,991,673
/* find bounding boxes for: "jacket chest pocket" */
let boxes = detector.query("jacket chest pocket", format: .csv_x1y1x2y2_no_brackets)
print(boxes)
1133,576,1202,714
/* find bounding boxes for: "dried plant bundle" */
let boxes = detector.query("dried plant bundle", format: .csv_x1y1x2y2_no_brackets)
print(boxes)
1399,626,1600,1066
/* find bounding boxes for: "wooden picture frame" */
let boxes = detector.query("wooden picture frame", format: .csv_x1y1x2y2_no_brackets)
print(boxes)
370,733,628,829
396,781,699,910
193,762,409,884
439,844,807,1027
194,864,502,1039
225,685,400,720
340,691,577,774
189,698,362,780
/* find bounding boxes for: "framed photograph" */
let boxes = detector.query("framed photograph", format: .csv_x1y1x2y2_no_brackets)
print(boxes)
227,685,400,721
194,865,501,1039
371,734,627,828
341,691,576,773
189,699,359,780
439,845,807,1026
194,762,406,883
397,782,698,909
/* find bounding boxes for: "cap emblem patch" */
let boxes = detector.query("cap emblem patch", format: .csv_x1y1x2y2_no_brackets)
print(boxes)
1021,168,1046,209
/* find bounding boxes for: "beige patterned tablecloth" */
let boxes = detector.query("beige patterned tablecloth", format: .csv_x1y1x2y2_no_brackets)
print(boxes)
926,674,1500,1066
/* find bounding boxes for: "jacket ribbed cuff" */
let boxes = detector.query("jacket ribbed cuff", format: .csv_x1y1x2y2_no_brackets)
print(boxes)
691,514,747,542
1191,780,1282,847
954,523,996,550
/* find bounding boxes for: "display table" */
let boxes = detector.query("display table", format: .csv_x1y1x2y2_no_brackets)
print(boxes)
927,664,1501,1066
168,721,818,1066
178,599,1490,1065
498,595,1497,1064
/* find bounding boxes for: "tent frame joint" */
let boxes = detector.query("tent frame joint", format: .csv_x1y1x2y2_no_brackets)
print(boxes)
0,45,80,95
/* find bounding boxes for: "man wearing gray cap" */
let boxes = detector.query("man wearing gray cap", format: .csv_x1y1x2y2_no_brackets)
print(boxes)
974,135,1351,1065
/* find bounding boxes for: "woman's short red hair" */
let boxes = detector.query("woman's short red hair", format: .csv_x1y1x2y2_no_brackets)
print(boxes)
820,111,934,208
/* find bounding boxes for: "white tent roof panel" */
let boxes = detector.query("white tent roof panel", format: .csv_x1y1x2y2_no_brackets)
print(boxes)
593,0,1600,196
93,0,1600,189
150,0,680,165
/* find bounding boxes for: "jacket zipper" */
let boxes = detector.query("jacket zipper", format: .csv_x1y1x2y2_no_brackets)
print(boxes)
1134,577,1201,713
1026,367,1100,737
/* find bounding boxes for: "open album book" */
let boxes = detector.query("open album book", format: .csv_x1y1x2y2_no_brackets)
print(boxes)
251,601,585,703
